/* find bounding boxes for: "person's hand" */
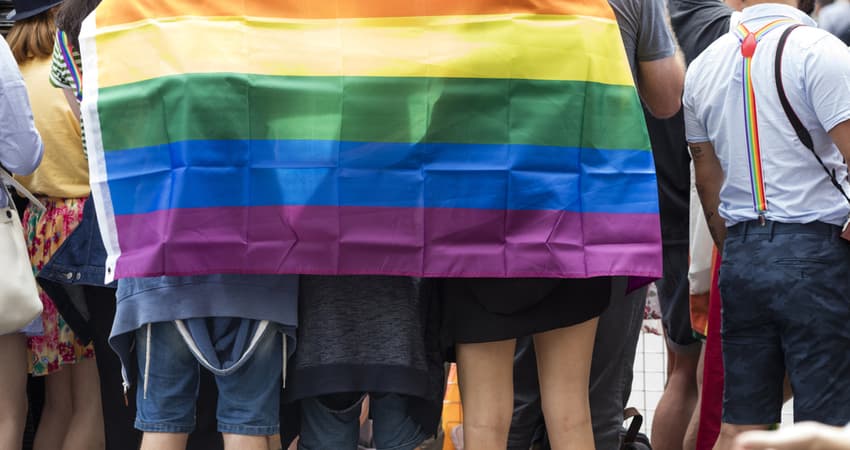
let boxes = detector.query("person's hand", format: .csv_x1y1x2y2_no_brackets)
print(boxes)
733,422,850,450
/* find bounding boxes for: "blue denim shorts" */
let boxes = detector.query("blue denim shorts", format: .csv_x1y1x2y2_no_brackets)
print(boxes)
299,392,427,450
719,220,850,425
134,321,282,435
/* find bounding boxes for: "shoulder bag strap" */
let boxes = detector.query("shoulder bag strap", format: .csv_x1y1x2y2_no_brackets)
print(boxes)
775,24,850,206
0,171,46,213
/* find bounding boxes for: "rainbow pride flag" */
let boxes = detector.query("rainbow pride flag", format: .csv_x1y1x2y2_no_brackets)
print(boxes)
79,0,662,282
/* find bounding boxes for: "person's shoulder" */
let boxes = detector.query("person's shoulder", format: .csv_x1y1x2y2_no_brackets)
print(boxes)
688,33,737,73
607,0,641,32
787,24,845,49
684,33,737,104
607,0,641,14
0,35,15,73
781,25,850,70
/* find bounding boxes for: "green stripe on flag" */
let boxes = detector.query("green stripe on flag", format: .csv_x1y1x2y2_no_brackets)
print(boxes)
97,74,650,152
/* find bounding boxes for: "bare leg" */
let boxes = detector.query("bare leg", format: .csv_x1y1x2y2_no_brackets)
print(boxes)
62,357,105,450
224,434,270,450
713,424,768,450
141,432,189,450
683,345,707,450
0,334,28,450
651,343,701,450
456,339,516,450
33,368,73,450
783,376,792,403
534,319,599,450
361,395,370,425
268,434,282,450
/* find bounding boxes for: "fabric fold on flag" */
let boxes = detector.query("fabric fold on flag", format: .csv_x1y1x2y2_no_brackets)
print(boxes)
79,0,662,282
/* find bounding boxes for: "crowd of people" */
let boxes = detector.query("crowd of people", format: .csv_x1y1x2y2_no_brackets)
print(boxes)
1,0,849,449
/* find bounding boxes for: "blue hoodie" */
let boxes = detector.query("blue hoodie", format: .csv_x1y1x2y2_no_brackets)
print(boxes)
109,274,298,392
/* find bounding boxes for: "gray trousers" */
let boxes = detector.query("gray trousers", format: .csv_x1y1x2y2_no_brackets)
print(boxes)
508,279,647,450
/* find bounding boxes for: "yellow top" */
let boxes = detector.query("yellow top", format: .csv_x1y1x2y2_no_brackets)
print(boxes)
15,56,89,199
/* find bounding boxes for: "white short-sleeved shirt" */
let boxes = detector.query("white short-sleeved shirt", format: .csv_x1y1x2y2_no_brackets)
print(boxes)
684,4,850,227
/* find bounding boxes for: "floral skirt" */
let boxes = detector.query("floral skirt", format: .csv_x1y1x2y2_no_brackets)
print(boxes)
23,197,95,376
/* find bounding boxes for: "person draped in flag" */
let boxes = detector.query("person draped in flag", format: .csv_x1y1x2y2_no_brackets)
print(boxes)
59,2,300,449
78,1,663,448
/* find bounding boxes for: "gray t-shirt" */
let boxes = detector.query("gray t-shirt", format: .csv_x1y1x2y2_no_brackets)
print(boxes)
669,0,733,64
609,0,677,80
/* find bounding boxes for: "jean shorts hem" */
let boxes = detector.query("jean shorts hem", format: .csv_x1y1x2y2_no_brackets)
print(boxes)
720,413,780,427
135,419,195,434
377,432,429,450
218,423,280,436
665,336,702,354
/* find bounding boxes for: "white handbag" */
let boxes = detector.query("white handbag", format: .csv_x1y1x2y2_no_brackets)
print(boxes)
0,171,44,335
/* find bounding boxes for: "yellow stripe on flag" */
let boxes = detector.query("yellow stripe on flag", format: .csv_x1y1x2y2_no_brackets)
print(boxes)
94,14,633,88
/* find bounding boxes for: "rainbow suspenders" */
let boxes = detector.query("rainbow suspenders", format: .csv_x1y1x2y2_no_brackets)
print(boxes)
733,19,796,223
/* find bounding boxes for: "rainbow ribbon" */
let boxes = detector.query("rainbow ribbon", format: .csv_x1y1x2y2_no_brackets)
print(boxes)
734,19,796,216
57,29,83,101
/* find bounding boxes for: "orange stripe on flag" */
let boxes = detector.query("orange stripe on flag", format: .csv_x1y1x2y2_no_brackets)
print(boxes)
94,0,615,27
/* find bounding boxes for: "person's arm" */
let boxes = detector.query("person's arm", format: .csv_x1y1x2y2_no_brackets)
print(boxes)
683,65,726,249
0,38,43,175
805,35,850,164
690,141,727,251
828,119,850,163
631,0,685,119
637,54,685,119
733,422,850,450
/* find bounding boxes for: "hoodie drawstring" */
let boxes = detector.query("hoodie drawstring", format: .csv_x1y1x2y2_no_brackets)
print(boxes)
143,323,151,400
282,335,287,389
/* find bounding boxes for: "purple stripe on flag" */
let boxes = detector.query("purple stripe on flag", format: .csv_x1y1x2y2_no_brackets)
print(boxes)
113,206,661,279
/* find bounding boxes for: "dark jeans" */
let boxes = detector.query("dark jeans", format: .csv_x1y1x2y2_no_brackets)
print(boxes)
299,393,427,450
720,220,850,425
656,242,701,352
83,286,142,450
508,280,648,449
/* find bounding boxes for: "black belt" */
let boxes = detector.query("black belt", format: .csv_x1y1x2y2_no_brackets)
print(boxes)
727,220,840,237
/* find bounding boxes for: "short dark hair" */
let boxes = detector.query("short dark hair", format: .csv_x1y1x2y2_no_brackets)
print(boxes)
798,0,815,14
55,0,100,47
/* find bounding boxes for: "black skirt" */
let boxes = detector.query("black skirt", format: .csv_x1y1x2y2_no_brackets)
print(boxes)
442,277,612,343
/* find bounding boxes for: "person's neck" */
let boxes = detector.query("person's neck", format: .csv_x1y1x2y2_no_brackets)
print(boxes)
742,0,797,7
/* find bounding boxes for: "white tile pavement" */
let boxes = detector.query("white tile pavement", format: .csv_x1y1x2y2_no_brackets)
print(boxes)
630,329,667,438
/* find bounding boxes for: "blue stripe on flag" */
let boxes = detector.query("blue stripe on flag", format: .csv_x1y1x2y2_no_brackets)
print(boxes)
103,140,659,215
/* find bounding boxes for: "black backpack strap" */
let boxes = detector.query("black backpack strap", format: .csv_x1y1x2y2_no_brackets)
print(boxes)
775,25,850,205
620,407,644,449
